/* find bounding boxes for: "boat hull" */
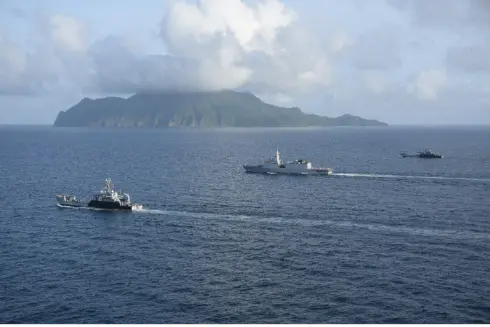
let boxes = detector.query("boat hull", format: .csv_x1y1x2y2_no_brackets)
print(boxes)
87,200,133,211
419,155,443,159
243,165,332,175
57,201,86,207
56,195,86,207
401,153,443,159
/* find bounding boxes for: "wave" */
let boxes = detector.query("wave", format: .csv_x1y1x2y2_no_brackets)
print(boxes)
331,172,490,183
135,208,490,240
57,205,489,240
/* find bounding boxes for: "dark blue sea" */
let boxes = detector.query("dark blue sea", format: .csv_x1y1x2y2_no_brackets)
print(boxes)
1,125,489,323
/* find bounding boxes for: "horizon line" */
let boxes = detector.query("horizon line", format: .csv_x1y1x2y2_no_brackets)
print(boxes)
1,123,490,127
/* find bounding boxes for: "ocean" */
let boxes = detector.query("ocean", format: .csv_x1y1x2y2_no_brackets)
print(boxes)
1,125,489,323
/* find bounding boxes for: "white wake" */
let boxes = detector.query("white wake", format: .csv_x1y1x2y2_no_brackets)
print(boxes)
331,172,490,182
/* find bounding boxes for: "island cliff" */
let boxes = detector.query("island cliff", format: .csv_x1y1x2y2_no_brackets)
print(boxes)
53,90,387,128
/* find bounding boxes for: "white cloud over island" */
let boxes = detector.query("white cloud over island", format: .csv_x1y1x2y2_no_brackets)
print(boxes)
0,0,489,124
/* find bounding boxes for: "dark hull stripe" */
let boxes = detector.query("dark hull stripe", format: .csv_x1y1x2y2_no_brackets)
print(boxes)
87,200,132,210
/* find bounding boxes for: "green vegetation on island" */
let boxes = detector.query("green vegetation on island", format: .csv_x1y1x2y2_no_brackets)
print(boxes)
53,90,387,128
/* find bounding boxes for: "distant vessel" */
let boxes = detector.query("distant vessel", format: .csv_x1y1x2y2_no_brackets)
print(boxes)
400,149,443,159
56,178,143,211
243,147,333,175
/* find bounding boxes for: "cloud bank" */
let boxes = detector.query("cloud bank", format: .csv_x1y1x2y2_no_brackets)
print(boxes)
0,0,489,124
0,0,334,99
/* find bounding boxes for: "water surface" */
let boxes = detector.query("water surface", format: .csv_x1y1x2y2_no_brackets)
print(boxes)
1,126,489,323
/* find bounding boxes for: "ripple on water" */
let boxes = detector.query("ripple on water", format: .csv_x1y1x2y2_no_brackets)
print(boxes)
1,126,490,323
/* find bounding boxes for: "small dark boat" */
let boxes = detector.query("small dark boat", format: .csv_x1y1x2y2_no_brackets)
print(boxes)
400,149,443,159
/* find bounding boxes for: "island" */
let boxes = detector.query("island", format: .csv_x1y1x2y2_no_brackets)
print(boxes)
53,90,387,128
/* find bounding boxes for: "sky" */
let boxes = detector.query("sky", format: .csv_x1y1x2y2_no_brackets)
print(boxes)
0,0,489,125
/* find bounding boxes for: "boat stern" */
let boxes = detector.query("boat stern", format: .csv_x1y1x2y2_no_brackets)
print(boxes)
243,164,256,172
56,194,72,203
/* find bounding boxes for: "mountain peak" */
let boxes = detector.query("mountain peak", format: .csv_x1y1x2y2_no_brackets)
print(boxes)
54,90,387,128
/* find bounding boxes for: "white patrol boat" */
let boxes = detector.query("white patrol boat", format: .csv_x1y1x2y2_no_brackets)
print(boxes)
243,147,333,175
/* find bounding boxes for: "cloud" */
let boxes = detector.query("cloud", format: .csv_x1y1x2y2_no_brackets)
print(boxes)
347,25,402,71
0,31,61,95
362,70,389,95
467,0,490,28
387,0,490,31
407,69,447,100
387,0,463,27
0,12,91,96
0,33,29,95
10,6,28,19
48,14,88,53
87,35,202,93
159,0,332,94
484,83,490,95
328,31,354,55
87,0,332,95
0,0,334,99
446,43,490,73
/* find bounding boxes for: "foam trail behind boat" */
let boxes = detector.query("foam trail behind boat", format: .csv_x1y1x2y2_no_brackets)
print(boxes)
331,172,490,183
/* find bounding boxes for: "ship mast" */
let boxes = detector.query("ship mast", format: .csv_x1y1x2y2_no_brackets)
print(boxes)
276,145,281,165
105,178,112,192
